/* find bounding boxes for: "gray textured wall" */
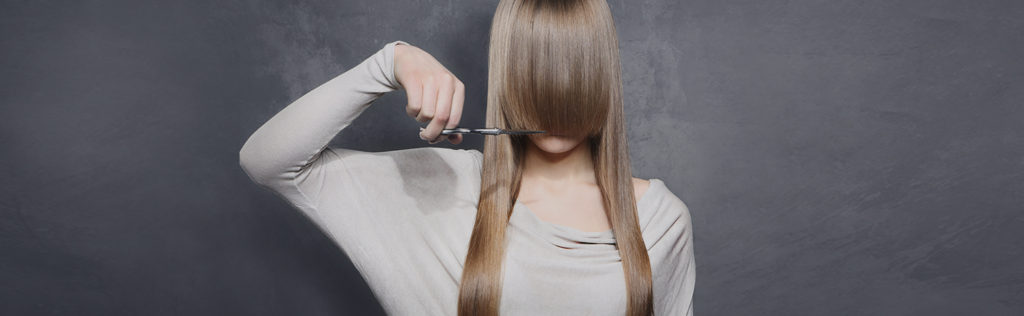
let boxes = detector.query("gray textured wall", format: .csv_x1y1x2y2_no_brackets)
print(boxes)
2,0,1022,315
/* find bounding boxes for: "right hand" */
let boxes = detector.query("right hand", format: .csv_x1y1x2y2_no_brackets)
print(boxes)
394,43,464,145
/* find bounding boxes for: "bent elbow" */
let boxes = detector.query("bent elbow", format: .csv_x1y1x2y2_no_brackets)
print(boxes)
238,138,273,185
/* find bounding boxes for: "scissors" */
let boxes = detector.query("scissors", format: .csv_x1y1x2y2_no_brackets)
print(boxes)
420,127,546,136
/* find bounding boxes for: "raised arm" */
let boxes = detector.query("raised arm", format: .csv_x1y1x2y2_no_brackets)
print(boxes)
238,41,418,230
238,39,469,229
239,41,404,191
238,41,479,311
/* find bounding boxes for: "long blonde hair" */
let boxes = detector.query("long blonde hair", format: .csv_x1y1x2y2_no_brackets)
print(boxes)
457,0,653,315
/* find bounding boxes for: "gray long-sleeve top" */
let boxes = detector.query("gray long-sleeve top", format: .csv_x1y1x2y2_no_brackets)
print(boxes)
239,41,695,315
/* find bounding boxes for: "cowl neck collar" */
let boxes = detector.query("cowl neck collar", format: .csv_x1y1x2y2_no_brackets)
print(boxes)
511,178,665,252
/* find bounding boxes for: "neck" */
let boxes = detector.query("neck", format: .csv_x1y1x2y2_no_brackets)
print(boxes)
521,138,596,185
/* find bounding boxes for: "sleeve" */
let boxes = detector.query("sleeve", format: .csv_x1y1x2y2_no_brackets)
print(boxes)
649,194,696,316
238,41,480,308
238,40,407,227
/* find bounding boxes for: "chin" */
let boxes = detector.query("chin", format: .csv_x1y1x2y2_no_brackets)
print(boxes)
527,133,587,154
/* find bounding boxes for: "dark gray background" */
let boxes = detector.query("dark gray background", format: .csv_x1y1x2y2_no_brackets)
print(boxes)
2,0,1022,315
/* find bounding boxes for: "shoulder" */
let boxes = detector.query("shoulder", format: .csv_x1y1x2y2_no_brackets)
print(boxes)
466,148,483,165
638,178,693,243
642,179,688,215
632,177,651,202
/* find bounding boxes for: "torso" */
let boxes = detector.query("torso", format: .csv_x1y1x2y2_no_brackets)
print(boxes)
516,177,651,233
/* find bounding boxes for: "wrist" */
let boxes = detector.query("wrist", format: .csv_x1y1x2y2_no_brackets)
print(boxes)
393,42,410,89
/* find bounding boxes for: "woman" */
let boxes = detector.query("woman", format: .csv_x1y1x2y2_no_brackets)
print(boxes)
239,0,695,315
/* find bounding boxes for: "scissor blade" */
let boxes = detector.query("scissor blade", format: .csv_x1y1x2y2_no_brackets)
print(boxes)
500,130,546,135
424,127,546,135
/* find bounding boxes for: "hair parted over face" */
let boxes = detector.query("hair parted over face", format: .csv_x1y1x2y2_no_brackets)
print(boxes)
460,0,654,315
495,0,614,153
491,0,618,141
